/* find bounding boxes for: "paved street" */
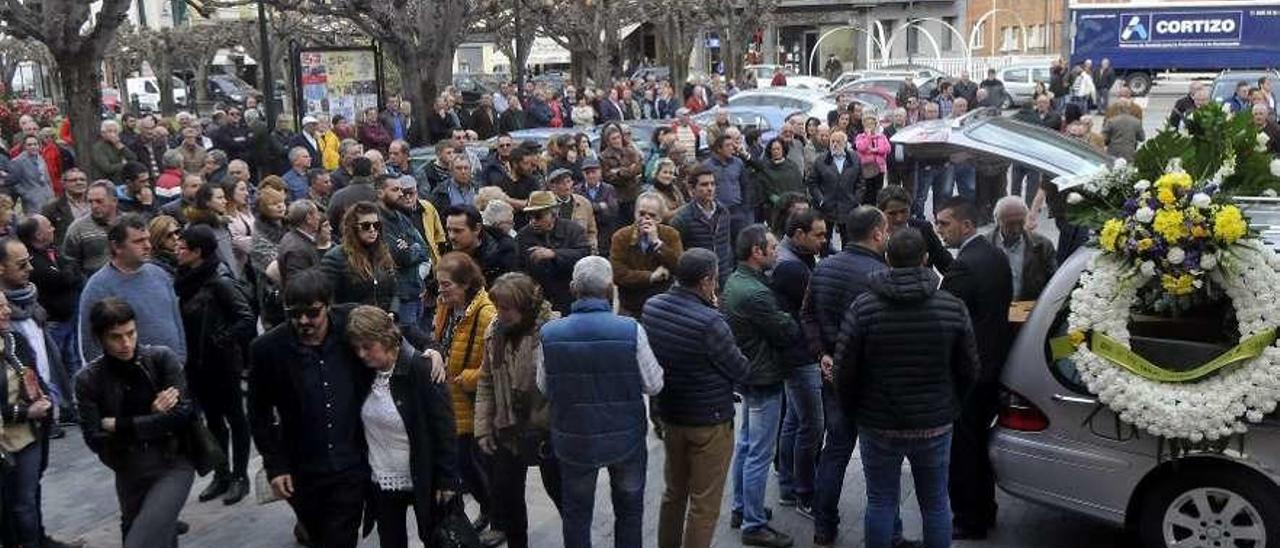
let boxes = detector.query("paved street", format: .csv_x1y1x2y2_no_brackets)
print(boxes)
38,77,1201,548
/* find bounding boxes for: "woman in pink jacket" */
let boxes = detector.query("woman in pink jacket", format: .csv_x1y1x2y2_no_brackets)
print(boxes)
854,114,890,206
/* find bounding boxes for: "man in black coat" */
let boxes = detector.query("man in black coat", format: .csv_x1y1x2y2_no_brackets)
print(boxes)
516,191,592,314
934,197,1012,540
805,131,861,243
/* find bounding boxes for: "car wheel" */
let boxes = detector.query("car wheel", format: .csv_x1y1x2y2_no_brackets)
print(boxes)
1137,467,1280,548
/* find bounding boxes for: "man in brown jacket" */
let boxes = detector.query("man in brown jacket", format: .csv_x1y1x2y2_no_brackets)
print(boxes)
611,192,684,317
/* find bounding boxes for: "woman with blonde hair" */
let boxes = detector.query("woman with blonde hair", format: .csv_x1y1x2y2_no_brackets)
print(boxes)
320,201,397,310
147,215,182,275
474,272,562,548
220,177,255,273
430,251,500,544
648,158,685,222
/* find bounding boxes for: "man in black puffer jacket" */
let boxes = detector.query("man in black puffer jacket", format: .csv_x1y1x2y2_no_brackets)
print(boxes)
834,226,978,548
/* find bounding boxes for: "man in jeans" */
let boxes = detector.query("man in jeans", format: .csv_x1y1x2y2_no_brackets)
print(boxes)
723,224,801,547
539,257,664,548
771,209,828,515
642,248,750,548
835,227,978,547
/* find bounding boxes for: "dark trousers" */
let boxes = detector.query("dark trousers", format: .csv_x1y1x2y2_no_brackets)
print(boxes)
949,381,1001,531
491,445,563,548
191,371,250,478
289,468,367,548
813,386,904,542
371,488,418,548
974,168,1008,225
861,173,885,206
2,436,45,546
559,448,647,548
457,434,492,519
114,451,195,548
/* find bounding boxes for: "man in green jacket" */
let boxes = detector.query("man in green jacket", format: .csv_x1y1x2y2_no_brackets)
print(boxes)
89,119,138,185
722,223,802,547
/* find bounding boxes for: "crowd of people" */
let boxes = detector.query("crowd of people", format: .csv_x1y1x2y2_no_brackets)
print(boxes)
3,52,1279,548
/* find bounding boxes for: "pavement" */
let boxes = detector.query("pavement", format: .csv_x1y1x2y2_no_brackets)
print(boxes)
35,78,1200,548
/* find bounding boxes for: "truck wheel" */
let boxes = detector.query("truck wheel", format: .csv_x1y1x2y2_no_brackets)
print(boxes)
1137,466,1280,548
1126,72,1152,96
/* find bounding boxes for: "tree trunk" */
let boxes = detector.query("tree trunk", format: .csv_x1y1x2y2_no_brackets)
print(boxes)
58,56,103,166
601,2,619,80
394,48,440,145
721,25,740,78
570,49,590,88
195,62,210,113
158,41,175,115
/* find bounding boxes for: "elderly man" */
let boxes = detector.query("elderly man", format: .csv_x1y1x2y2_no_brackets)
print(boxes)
329,139,364,190
430,155,478,214
516,191,592,314
287,115,323,168
806,130,861,242
43,168,90,249
1103,98,1145,162
643,248,750,548
177,125,209,173
131,115,168,179
1253,104,1280,154
90,120,138,184
546,168,599,254
539,256,663,548
387,139,413,178
611,192,683,317
576,159,620,257
283,147,313,201
989,196,1057,302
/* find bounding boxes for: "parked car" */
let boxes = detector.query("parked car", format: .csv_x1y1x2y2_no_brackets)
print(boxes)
630,66,671,84
726,88,841,124
453,73,503,109
1211,70,1280,106
124,76,189,112
207,73,257,107
744,64,831,90
894,111,1280,548
875,63,947,82
999,63,1054,107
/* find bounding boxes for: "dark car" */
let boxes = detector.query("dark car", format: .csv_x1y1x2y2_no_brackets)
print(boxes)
453,73,504,109
208,74,256,107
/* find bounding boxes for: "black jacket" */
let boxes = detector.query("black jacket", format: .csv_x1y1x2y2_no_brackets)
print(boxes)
40,197,79,249
320,245,398,311
641,286,749,426
940,236,1013,381
459,226,518,287
801,243,887,358
175,260,257,376
516,218,591,314
908,218,953,273
362,343,461,539
27,244,81,322
807,152,862,226
75,346,196,471
834,267,978,431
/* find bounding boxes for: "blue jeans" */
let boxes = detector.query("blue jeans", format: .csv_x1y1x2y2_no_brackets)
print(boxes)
952,162,976,203
861,430,953,548
560,448,647,548
2,436,45,546
49,317,80,379
813,385,904,541
731,386,783,533
1009,164,1040,205
778,365,823,504
395,298,423,329
914,164,953,218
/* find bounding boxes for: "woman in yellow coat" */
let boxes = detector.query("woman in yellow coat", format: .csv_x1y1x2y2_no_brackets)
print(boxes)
431,251,497,535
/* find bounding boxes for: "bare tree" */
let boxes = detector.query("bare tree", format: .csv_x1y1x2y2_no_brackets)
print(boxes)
0,0,132,162
0,36,48,97
705,0,776,80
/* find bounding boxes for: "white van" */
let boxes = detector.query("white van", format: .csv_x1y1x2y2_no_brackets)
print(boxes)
124,76,188,112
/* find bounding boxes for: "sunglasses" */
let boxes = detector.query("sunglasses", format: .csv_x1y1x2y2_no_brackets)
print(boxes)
358,221,382,232
285,306,325,320
167,229,181,238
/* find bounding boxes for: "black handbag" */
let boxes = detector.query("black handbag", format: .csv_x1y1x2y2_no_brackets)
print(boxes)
186,416,227,477
428,496,483,548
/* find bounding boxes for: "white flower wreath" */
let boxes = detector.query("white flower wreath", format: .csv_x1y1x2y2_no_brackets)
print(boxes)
1067,240,1280,442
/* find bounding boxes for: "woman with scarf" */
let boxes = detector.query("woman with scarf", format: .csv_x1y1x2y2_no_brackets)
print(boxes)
431,252,499,544
184,183,243,280
347,305,460,548
249,186,288,328
745,137,805,225
147,215,182,276
473,272,562,548
647,158,686,223
174,225,257,505
320,201,397,311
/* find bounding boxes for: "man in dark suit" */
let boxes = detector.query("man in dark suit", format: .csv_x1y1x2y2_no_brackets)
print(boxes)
934,197,1012,540
805,131,862,243
287,116,324,170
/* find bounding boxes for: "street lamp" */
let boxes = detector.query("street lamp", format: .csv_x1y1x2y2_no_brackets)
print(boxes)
257,0,276,131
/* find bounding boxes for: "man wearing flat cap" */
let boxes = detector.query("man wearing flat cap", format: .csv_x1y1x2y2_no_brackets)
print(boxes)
516,190,592,314
546,167,599,254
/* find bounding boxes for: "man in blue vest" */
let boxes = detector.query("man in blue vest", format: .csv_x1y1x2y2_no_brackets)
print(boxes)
539,256,664,548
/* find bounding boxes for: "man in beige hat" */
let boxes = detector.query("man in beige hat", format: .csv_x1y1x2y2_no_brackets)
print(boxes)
546,168,599,254
517,190,592,314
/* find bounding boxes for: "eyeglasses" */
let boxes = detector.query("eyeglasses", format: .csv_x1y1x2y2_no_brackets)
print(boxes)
358,221,382,232
285,305,325,320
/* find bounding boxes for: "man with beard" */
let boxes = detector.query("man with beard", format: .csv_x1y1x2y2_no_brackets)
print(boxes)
377,175,430,329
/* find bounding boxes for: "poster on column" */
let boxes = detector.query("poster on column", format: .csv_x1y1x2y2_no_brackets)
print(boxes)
294,46,383,126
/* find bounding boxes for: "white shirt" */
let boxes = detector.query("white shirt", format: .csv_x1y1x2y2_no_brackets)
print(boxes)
362,371,413,491
536,323,664,396
12,319,51,393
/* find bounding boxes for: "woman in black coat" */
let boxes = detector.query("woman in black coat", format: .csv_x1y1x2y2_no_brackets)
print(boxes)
346,305,459,548
174,225,258,505
321,202,398,311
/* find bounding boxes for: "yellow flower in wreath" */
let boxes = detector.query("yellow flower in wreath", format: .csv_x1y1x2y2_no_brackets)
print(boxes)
1100,219,1125,252
1213,205,1248,244
1136,238,1155,251
1161,273,1197,295
1157,186,1177,206
1152,209,1187,241
1156,172,1193,192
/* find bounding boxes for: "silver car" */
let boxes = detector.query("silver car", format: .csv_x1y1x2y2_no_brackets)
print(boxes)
894,112,1280,548
998,63,1053,108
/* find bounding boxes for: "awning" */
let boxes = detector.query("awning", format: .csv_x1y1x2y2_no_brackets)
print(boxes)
619,22,643,41
526,37,571,66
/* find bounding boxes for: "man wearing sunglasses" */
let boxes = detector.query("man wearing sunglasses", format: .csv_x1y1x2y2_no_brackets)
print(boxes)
249,269,373,548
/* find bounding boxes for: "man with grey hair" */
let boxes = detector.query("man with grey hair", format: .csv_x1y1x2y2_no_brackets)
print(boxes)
90,119,138,184
330,138,363,189
539,255,663,548
274,199,324,289
989,195,1057,301
283,146,313,201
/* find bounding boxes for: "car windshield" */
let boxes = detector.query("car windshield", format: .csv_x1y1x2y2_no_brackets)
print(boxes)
965,118,1109,176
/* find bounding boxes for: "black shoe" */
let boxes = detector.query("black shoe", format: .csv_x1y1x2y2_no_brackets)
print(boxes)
741,525,794,547
42,536,84,548
176,520,190,535
294,522,312,546
813,532,836,547
892,539,925,548
794,501,814,521
198,476,231,502
49,425,66,439
223,476,249,505
952,526,988,540
478,529,507,547
776,494,797,507
472,513,490,533
730,507,773,529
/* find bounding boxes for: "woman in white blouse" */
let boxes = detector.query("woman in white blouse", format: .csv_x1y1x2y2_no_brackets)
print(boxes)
347,305,459,547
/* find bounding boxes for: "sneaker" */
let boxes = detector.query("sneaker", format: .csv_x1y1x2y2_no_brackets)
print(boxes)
730,507,773,529
794,501,814,521
479,529,507,547
741,525,794,547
